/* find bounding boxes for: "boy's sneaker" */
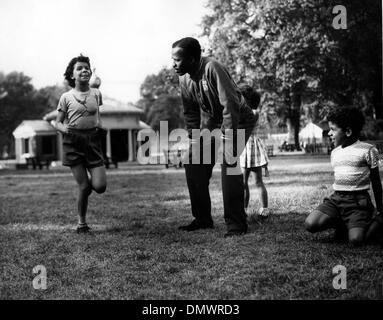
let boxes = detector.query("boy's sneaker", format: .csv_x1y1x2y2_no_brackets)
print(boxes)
76,224,91,234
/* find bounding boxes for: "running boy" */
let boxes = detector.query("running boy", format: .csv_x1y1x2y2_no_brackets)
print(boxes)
305,106,382,245
54,55,107,233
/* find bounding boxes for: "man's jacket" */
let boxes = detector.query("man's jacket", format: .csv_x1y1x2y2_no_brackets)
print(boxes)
178,56,256,137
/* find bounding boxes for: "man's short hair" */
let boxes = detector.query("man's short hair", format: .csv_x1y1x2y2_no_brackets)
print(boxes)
327,106,365,137
172,37,201,60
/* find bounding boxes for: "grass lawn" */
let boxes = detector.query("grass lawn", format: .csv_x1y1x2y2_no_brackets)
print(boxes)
1,155,382,300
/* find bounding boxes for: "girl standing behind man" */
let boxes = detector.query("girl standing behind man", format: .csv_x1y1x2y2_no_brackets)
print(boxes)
239,85,270,219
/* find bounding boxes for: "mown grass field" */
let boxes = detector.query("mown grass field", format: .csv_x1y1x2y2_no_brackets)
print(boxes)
1,155,382,300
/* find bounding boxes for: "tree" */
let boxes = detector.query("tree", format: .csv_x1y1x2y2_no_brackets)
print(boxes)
140,67,180,100
137,67,184,131
34,84,68,113
0,71,37,156
326,0,382,123
201,0,339,147
147,95,184,131
0,71,67,157
201,0,382,145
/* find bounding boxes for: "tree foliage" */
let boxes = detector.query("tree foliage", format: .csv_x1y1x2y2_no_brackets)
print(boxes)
147,94,184,131
137,67,184,131
201,0,382,144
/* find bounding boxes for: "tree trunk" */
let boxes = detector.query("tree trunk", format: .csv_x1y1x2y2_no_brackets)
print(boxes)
286,118,294,144
293,115,301,150
373,78,382,119
287,111,301,150
291,89,302,150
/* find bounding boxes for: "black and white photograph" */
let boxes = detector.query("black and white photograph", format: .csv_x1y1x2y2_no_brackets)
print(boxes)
0,0,382,308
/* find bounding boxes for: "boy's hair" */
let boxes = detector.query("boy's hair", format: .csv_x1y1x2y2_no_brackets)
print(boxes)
172,37,201,60
64,55,91,88
326,106,365,137
239,85,260,110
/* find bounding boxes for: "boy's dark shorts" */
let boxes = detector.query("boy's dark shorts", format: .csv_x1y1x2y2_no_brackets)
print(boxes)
62,128,105,169
316,190,374,229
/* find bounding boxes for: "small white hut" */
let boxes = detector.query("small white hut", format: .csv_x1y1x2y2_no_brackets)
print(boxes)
299,122,324,144
12,120,58,167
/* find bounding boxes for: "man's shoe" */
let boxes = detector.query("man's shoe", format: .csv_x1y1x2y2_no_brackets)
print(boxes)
76,224,91,234
224,229,247,238
178,220,214,231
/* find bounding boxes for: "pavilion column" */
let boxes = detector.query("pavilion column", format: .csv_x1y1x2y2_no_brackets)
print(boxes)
15,139,21,163
128,130,134,162
132,130,137,161
58,133,63,161
106,129,111,160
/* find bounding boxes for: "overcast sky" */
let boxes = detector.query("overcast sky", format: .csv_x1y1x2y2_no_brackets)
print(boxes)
0,0,210,103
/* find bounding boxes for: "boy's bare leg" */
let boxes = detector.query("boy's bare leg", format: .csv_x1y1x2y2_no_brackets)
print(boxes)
70,164,92,225
305,210,337,233
366,215,383,243
348,227,365,246
89,166,107,194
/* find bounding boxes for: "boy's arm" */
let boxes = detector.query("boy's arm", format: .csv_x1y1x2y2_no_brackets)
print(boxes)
53,111,68,134
366,167,383,241
370,167,382,214
53,94,69,134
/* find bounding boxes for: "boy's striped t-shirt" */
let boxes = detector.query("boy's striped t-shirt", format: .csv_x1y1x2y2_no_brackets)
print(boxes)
331,140,379,191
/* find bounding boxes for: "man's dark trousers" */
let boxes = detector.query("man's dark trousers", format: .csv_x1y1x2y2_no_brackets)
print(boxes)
184,128,253,232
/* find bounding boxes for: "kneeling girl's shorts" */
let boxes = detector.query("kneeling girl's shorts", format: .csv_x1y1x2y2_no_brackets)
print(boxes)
316,190,374,229
62,128,105,169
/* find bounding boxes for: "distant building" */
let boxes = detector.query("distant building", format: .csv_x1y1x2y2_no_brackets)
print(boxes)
13,120,58,168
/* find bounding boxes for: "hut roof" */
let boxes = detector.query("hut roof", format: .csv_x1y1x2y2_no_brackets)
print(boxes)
299,122,323,140
139,121,151,129
13,120,56,138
